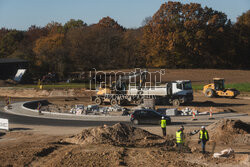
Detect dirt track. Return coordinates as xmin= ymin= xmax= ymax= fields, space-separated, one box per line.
xmin=0 ymin=122 xmax=249 ymax=167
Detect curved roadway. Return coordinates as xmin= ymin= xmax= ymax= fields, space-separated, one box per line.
xmin=1 ymin=101 xmax=248 ymax=128
xmin=0 ymin=102 xmax=126 ymax=127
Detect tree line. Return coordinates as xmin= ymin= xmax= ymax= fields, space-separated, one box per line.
xmin=0 ymin=1 xmax=249 ymax=78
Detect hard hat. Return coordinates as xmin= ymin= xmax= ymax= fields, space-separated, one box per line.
xmin=201 ymin=126 xmax=205 ymax=129
xmin=180 ymin=125 xmax=184 ymax=130
xmin=162 ymin=116 xmax=165 ymax=119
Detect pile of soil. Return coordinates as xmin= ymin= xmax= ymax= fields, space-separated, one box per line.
xmin=63 ymin=123 xmax=166 ymax=146
xmin=206 ymin=119 xmax=250 ymax=145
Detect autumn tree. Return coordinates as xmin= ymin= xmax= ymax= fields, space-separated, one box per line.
xmin=14 ymin=26 xmax=48 ymax=61
xmin=234 ymin=10 xmax=250 ymax=69
xmin=33 ymin=33 xmax=67 ymax=77
xmin=122 ymin=28 xmax=145 ymax=68
xmin=142 ymin=1 xmax=230 ymax=68
xmin=97 ymin=16 xmax=125 ymax=32
xmin=45 ymin=21 xmax=64 ymax=35
xmin=65 ymin=17 xmax=128 ymax=71
xmin=0 ymin=28 xmax=10 ymax=41
xmin=1 ymin=6 xmax=250 ymax=81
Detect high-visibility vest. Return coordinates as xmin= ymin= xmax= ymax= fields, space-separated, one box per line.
xmin=161 ymin=119 xmax=166 ymax=128
xmin=176 ymin=131 xmax=183 ymax=143
xmin=37 ymin=103 xmax=42 ymax=110
xmin=200 ymin=130 xmax=208 ymax=140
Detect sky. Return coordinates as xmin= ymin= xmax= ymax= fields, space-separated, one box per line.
xmin=0 ymin=0 xmax=249 ymax=30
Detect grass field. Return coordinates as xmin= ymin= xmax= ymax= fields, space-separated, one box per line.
xmin=6 ymin=69 xmax=250 ymax=92
xmin=192 ymin=83 xmax=250 ymax=92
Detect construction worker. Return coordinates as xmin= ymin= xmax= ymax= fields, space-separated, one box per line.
xmin=161 ymin=116 xmax=166 ymax=137
xmin=176 ymin=125 xmax=184 ymax=153
xmin=5 ymin=96 xmax=11 ymax=109
xmin=198 ymin=126 xmax=209 ymax=154
xmin=37 ymin=102 xmax=42 ymax=115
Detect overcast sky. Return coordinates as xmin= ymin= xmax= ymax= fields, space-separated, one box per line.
xmin=0 ymin=0 xmax=249 ymax=30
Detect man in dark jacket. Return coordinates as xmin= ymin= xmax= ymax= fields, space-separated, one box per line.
xmin=198 ymin=126 xmax=209 ymax=154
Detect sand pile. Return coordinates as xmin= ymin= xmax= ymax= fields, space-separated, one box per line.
xmin=63 ymin=123 xmax=164 ymax=146
xmin=207 ymin=119 xmax=250 ymax=145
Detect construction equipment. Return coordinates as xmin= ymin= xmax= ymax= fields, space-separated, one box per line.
xmin=93 ymin=69 xmax=147 ymax=105
xmin=203 ymin=78 xmax=240 ymax=98
xmin=92 ymin=69 xmax=193 ymax=106
xmin=128 ymin=80 xmax=193 ymax=106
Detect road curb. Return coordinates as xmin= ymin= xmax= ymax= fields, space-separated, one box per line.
xmin=3 ymin=101 xmax=130 ymax=122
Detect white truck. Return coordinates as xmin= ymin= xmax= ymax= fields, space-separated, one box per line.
xmin=127 ymin=80 xmax=193 ymax=106
xmin=92 ymin=79 xmax=193 ymax=106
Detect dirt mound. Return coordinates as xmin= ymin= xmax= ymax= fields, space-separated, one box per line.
xmin=63 ymin=123 xmax=163 ymax=146
xmin=207 ymin=119 xmax=250 ymax=145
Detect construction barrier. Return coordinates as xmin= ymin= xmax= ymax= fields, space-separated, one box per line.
xmin=192 ymin=109 xmax=197 ymax=121
xmin=209 ymin=106 xmax=215 ymax=120
xmin=0 ymin=118 xmax=9 ymax=131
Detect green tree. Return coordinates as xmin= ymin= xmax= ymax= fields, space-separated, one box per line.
xmin=0 ymin=30 xmax=24 ymax=58
xmin=234 ymin=10 xmax=250 ymax=69
xmin=64 ymin=19 xmax=87 ymax=32
xmin=45 ymin=21 xmax=64 ymax=35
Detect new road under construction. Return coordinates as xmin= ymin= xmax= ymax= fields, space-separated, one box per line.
xmin=0 ymin=69 xmax=249 ymax=167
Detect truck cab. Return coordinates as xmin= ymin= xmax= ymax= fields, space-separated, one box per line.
xmin=169 ymin=80 xmax=193 ymax=106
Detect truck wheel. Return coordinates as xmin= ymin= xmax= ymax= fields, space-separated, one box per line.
xmin=136 ymin=99 xmax=143 ymax=105
xmin=95 ymin=97 xmax=102 ymax=105
xmin=172 ymin=99 xmax=180 ymax=106
xmin=133 ymin=119 xmax=139 ymax=125
xmin=110 ymin=99 xmax=118 ymax=106
xmin=120 ymin=100 xmax=127 ymax=105
xmin=205 ymin=88 xmax=214 ymax=98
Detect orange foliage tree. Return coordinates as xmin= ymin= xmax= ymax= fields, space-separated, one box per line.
xmin=33 ymin=33 xmax=67 ymax=76
xmin=142 ymin=1 xmax=229 ymax=68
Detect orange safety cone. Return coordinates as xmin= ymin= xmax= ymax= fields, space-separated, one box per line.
xmin=209 ymin=106 xmax=215 ymax=120
xmin=192 ymin=110 xmax=197 ymax=121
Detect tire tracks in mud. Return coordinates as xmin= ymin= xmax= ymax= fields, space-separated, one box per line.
xmin=29 ymin=141 xmax=76 ymax=166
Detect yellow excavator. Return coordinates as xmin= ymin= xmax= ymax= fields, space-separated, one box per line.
xmin=203 ymin=78 xmax=240 ymax=98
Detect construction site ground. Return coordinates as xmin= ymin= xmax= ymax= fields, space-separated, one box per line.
xmin=0 ymin=89 xmax=250 ymax=167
